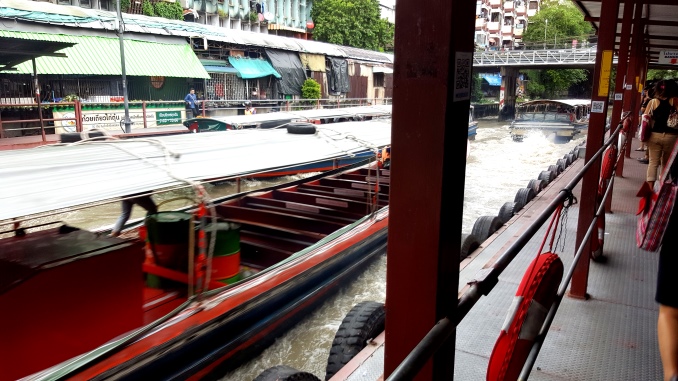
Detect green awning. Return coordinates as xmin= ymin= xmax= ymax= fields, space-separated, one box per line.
xmin=227 ymin=57 xmax=281 ymax=79
xmin=0 ymin=30 xmax=209 ymax=78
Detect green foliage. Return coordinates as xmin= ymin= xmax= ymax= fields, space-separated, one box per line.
xmin=301 ymin=78 xmax=321 ymax=101
xmin=62 ymin=94 xmax=79 ymax=102
xmin=120 ymin=0 xmax=130 ymax=12
xmin=524 ymin=69 xmax=590 ymax=99
xmin=154 ymin=1 xmax=183 ymax=20
xmin=647 ymin=69 xmax=677 ymax=81
xmin=218 ymin=9 xmax=228 ymax=19
xmin=522 ymin=0 xmax=593 ymax=50
xmin=142 ymin=0 xmax=156 ymax=16
xmin=519 ymin=1 xmax=592 ymax=99
xmin=471 ymin=74 xmax=484 ymax=103
xmin=311 ymin=0 xmax=394 ymax=52
xmin=248 ymin=12 xmax=258 ymax=23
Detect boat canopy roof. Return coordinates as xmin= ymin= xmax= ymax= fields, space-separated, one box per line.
xmin=517 ymin=99 xmax=591 ymax=108
xmin=206 ymin=105 xmax=392 ymax=127
xmin=0 ymin=120 xmax=391 ymax=222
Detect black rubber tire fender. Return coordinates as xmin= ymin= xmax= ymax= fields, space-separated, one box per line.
xmin=325 ymin=301 xmax=386 ymax=380
xmin=254 ymin=365 xmax=321 ymax=381
xmin=527 ymin=179 xmax=547 ymax=194
xmin=556 ymin=158 xmax=568 ymax=172
xmin=471 ymin=215 xmax=504 ymax=243
xmin=566 ymin=153 xmax=576 ymax=164
xmin=538 ymin=170 xmax=555 ymax=183
xmin=514 ymin=187 xmax=536 ymax=208
xmin=287 ymin=122 xmax=317 ymax=134
xmin=498 ymin=201 xmax=517 ymax=223
xmin=547 ymin=164 xmax=561 ymax=176
xmin=461 ymin=233 xmax=481 ymax=260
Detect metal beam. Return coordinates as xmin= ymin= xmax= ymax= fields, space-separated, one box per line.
xmin=584 ymin=0 xmax=675 ymax=4
xmin=618 ymin=34 xmax=678 ymax=41
xmin=585 ymin=17 xmax=678 ymax=27
xmin=0 ymin=50 xmax=67 ymax=57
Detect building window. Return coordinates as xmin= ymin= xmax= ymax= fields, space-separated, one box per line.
xmin=58 ymin=0 xmax=71 ymax=5
xmin=374 ymin=73 xmax=384 ymax=87
xmin=79 ymin=0 xmax=91 ymax=8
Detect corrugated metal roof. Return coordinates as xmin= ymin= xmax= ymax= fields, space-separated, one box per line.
xmin=0 ymin=0 xmax=393 ymax=64
xmin=0 ymin=30 xmax=209 ymax=78
xmin=0 ymin=120 xmax=392 ymax=221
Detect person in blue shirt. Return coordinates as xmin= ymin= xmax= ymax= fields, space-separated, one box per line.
xmin=185 ymin=88 xmax=200 ymax=118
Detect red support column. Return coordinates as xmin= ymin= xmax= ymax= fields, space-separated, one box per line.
xmin=385 ymin=0 xmax=474 ymax=379
xmin=604 ymin=0 xmax=634 ymax=212
xmin=620 ymin=3 xmax=646 ymax=164
xmin=142 ymin=101 xmax=148 ymax=128
xmin=75 ymin=100 xmax=83 ymax=133
xmin=570 ymin=0 xmax=619 ymax=299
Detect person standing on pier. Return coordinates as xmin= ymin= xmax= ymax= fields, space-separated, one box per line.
xmin=643 ymin=80 xmax=678 ymax=188
xmin=185 ymin=88 xmax=200 ymax=118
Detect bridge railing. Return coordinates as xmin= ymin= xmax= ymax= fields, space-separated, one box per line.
xmin=473 ymin=48 xmax=616 ymax=67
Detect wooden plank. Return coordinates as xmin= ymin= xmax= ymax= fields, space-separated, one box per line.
xmin=215 ymin=204 xmax=344 ymax=235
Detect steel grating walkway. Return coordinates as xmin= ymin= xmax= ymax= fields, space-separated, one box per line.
xmin=454 ymin=138 xmax=662 ymax=380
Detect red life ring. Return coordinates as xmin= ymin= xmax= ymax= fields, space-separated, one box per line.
xmin=487 ymin=252 xmax=563 ymax=381
xmin=622 ymin=115 xmax=632 ymax=135
xmin=590 ymin=208 xmax=606 ymax=262
xmin=591 ymin=145 xmax=615 ymax=262
xmin=600 ymin=145 xmax=617 ymax=182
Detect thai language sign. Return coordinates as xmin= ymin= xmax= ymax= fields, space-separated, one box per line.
xmin=156 ymin=111 xmax=182 ymax=125
xmin=659 ymin=51 xmax=678 ymax=65
xmin=53 ymin=106 xmax=186 ymax=133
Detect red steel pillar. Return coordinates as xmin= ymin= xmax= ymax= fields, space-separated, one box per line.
xmin=620 ymin=2 xmax=646 ymax=164
xmin=571 ymin=0 xmax=619 ymax=299
xmin=385 ymin=0 xmax=474 ymax=379
xmin=604 ymin=0 xmax=634 ymax=212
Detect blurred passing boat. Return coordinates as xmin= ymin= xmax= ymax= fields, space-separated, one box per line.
xmin=0 ymin=121 xmax=391 ymax=381
xmin=183 ymin=105 xmax=392 ymax=132
xmin=509 ymin=99 xmax=591 ymax=143
xmin=468 ymin=105 xmax=478 ymax=140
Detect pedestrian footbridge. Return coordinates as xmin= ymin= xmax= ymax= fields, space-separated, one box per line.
xmin=474 ymin=47 xmax=618 ymax=69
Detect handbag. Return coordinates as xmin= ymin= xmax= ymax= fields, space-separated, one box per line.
xmin=636 ymin=139 xmax=678 ymax=251
xmin=638 ymin=114 xmax=653 ymax=142
xmin=668 ymin=108 xmax=678 ymax=128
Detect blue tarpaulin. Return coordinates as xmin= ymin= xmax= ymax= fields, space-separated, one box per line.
xmin=227 ymin=57 xmax=281 ymax=79
xmin=480 ymin=73 xmax=502 ymax=86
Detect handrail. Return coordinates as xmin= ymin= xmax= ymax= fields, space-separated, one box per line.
xmin=386 ymin=114 xmax=630 ymax=381
xmin=517 ymin=113 xmax=631 ymax=380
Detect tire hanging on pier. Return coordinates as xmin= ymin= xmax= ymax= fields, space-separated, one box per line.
xmin=325 ymin=301 xmax=385 ymax=381
xmin=254 ymin=365 xmax=320 ymax=381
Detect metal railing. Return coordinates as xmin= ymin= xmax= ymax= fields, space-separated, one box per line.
xmin=473 ymin=47 xmax=618 ymax=67
xmin=386 ymin=115 xmax=630 ymax=381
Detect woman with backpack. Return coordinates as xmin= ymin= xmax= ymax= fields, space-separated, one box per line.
xmin=643 ymin=79 xmax=678 ymax=188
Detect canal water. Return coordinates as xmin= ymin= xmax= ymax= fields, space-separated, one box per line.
xmin=54 ymin=119 xmax=585 ymax=380
xmin=214 ymin=119 xmax=586 ymax=380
